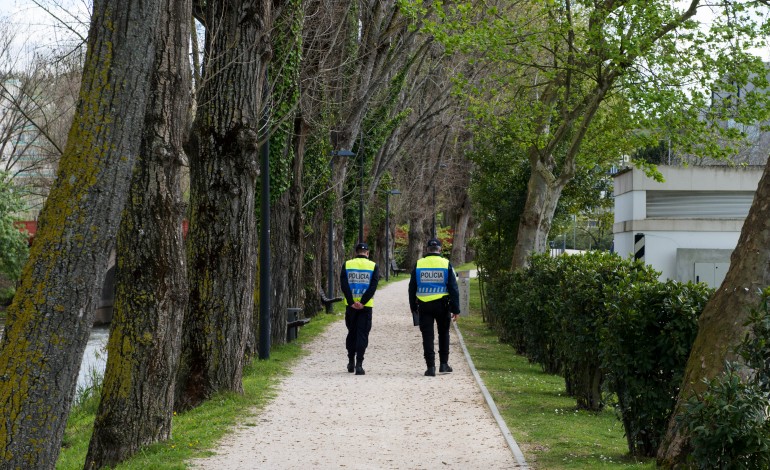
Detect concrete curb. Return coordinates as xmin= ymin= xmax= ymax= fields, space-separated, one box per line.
xmin=454 ymin=321 xmax=529 ymax=468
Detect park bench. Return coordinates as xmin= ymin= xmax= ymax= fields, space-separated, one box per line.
xmin=390 ymin=259 xmax=408 ymax=277
xmin=320 ymin=290 xmax=343 ymax=311
xmin=287 ymin=307 xmax=310 ymax=342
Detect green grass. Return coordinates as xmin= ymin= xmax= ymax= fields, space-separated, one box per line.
xmin=56 ymin=269 xmax=655 ymax=469
xmin=459 ymin=279 xmax=655 ymax=469
xmin=57 ymin=308 xmax=344 ymax=470
xmin=455 ymin=261 xmax=477 ymax=271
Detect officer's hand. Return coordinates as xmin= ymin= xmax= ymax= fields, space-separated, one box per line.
xmin=452 ymin=314 xmax=459 ymax=322
xmin=352 ymin=301 xmax=364 ymax=310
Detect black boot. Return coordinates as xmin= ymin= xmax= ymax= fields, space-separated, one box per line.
xmin=439 ymin=363 xmax=453 ymax=373
xmin=347 ymin=358 xmax=355 ymax=373
xmin=355 ymin=358 xmax=365 ymax=375
xmin=424 ymin=366 xmax=436 ymax=377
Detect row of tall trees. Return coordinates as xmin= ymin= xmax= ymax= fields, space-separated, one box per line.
xmin=7 ymin=0 xmax=769 ymax=466
xmin=0 ymin=1 xmax=471 ymax=468
xmin=406 ymin=0 xmax=770 ymax=466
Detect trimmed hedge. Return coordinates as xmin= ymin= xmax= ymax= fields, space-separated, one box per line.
xmin=485 ymin=251 xmax=712 ymax=457
xmin=602 ymin=279 xmax=711 ymax=457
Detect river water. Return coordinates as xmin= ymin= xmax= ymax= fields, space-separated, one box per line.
xmin=0 ymin=321 xmax=110 ymax=393
xmin=78 ymin=326 xmax=110 ymax=393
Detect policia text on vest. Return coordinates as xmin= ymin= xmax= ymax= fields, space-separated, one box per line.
xmin=408 ymin=239 xmax=461 ymax=377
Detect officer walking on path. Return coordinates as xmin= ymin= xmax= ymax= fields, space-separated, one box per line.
xmin=340 ymin=242 xmax=380 ymax=375
xmin=408 ymin=238 xmax=461 ymax=377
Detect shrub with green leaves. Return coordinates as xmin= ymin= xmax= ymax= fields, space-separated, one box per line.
xmin=516 ymin=253 xmax=566 ymax=374
xmin=679 ymin=289 xmax=770 ymax=468
xmin=556 ymin=251 xmax=659 ymax=411
xmin=602 ymin=279 xmax=711 ymax=457
xmin=0 ymin=173 xmax=29 ymax=281
xmin=485 ymin=254 xmax=566 ymax=373
xmin=683 ymin=364 xmax=770 ymax=469
xmin=0 ymin=287 xmax=14 ymax=307
xmin=484 ymin=269 xmax=521 ymax=348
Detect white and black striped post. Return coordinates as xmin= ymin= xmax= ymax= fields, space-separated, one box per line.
xmin=634 ymin=233 xmax=645 ymax=261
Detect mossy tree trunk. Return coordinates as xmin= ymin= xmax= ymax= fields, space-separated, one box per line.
xmin=175 ymin=0 xmax=271 ymax=410
xmin=657 ymin=161 xmax=770 ymax=467
xmin=0 ymin=0 xmax=163 ymax=467
xmin=83 ymin=0 xmax=191 ymax=467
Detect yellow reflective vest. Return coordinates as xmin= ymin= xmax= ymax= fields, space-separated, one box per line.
xmin=344 ymin=258 xmax=376 ymax=307
xmin=415 ymin=256 xmax=450 ymax=302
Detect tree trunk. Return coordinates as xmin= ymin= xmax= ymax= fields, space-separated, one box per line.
xmin=450 ymin=192 xmax=471 ymax=266
xmin=511 ymin=167 xmax=565 ymax=269
xmin=287 ymin=120 xmax=308 ymax=318
xmin=566 ymin=361 xmax=603 ymax=411
xmin=176 ymin=0 xmax=271 ymax=410
xmin=405 ymin=215 xmax=426 ymax=269
xmin=270 ymin=143 xmax=306 ymax=343
xmin=657 ymin=161 xmax=770 ymax=467
xmin=372 ymin=213 xmax=387 ymax=270
xmin=270 ymin=192 xmax=291 ymax=345
xmin=266 ymin=2 xmax=304 ymax=344
xmin=84 ymin=1 xmax=191 ymax=466
xmin=0 ymin=0 xmax=163 ymax=466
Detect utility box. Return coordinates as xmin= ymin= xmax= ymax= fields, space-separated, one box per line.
xmin=694 ymin=262 xmax=730 ymax=288
xmin=457 ymin=270 xmax=471 ymax=317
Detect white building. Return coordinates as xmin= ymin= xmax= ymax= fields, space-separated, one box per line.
xmin=613 ymin=165 xmax=764 ymax=287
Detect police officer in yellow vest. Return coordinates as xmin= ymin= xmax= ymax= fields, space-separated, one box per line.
xmin=408 ymin=238 xmax=460 ymax=376
xmin=340 ymin=242 xmax=380 ymax=375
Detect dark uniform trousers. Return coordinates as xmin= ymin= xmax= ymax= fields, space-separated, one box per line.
xmin=345 ymin=306 xmax=373 ymax=362
xmin=417 ymin=297 xmax=451 ymax=368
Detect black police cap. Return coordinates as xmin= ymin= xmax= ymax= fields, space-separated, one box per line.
xmin=355 ymin=242 xmax=369 ymax=251
xmin=426 ymin=238 xmax=442 ymax=248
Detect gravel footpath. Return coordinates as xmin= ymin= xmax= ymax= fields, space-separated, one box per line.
xmin=188 ymin=277 xmax=522 ymax=469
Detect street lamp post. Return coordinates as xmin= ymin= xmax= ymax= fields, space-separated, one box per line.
xmin=327 ymin=149 xmax=354 ymax=313
xmin=385 ymin=189 xmax=401 ymax=282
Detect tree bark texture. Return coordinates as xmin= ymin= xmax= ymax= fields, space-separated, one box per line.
xmin=511 ymin=166 xmax=565 ymax=269
xmin=405 ymin=215 xmax=427 ymax=269
xmin=450 ymin=192 xmax=471 ymax=266
xmin=0 ymin=0 xmax=162 ymax=467
xmin=176 ymin=0 xmax=271 ymax=410
xmin=84 ymin=0 xmax=191 ymax=467
xmin=270 ymin=147 xmax=308 ymax=339
xmin=268 ymin=192 xmax=291 ymax=344
xmin=657 ymin=161 xmax=770 ymax=467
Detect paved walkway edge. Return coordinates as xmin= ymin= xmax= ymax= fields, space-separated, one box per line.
xmin=454 ymin=321 xmax=529 ymax=468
